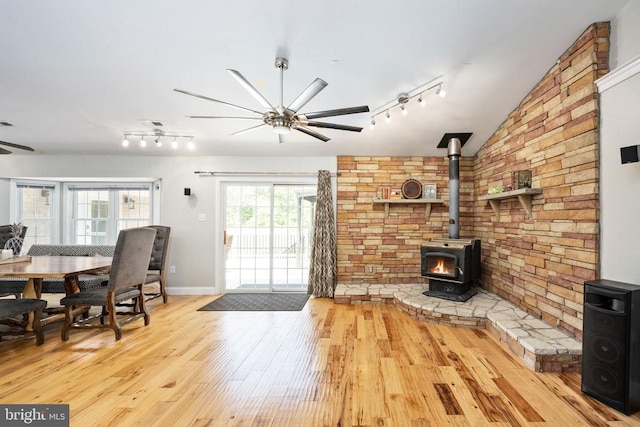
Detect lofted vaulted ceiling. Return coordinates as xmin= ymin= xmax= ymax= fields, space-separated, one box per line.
xmin=0 ymin=0 xmax=629 ymax=157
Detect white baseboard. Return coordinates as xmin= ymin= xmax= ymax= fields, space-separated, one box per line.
xmin=167 ymin=286 xmax=219 ymax=296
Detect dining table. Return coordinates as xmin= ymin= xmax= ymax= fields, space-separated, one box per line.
xmin=0 ymin=255 xmax=113 ymax=329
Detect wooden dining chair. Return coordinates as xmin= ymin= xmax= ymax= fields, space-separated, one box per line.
xmin=60 ymin=227 xmax=157 ymax=341
xmin=0 ymin=298 xmax=47 ymax=345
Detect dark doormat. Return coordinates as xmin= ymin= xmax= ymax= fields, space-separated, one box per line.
xmin=197 ymin=293 xmax=311 ymax=311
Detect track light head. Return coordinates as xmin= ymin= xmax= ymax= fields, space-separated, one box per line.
xmin=122 ymin=136 xmax=130 ymax=147
xmin=418 ymin=94 xmax=425 ymax=107
xmin=140 ymin=137 xmax=146 ymax=148
xmin=385 ymin=110 xmax=391 ymax=123
xmin=401 ymin=104 xmax=408 ymax=115
xmin=436 ymin=84 xmax=446 ymax=98
xmin=370 ymin=118 xmax=376 ymax=129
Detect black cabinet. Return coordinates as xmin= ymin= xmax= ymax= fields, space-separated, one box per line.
xmin=582 ymin=279 xmax=640 ymax=415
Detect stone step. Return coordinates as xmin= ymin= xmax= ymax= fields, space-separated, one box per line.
xmin=334 ymin=283 xmax=582 ymax=373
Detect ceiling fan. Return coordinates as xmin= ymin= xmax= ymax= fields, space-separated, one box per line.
xmin=174 ymin=57 xmax=370 ymax=143
xmin=0 ymin=140 xmax=35 ymax=155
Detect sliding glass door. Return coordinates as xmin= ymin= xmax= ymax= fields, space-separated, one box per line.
xmin=223 ymin=182 xmax=316 ymax=293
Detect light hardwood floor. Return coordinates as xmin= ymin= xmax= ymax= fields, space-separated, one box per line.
xmin=1 ymin=296 xmax=640 ymax=426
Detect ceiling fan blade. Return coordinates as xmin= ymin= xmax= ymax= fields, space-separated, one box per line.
xmin=0 ymin=147 xmax=12 ymax=155
xmin=294 ymin=126 xmax=330 ymax=142
xmin=173 ymin=88 xmax=264 ymax=116
xmin=186 ymin=115 xmax=263 ymax=120
xmin=302 ymin=105 xmax=370 ymax=120
xmin=0 ymin=140 xmax=35 ymax=152
xmin=287 ymin=78 xmax=328 ymax=113
xmin=305 ymin=121 xmax=363 ymax=132
xmin=227 ymin=69 xmax=274 ymax=110
xmin=230 ymin=123 xmax=268 ymax=136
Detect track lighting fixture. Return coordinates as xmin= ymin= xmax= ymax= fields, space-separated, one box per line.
xmin=121 ymin=132 xmax=195 ymax=150
xmin=369 ymin=77 xmax=444 ymax=130
xmin=370 ymin=118 xmax=376 ymax=129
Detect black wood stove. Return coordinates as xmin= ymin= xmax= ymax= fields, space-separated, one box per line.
xmin=421 ymin=238 xmax=481 ymax=301
xmin=421 ymin=137 xmax=481 ymax=302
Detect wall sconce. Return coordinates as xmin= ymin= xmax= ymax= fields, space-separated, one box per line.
xmin=369 ymin=77 xmax=445 ymax=129
xmin=184 ymin=188 xmax=192 ymax=196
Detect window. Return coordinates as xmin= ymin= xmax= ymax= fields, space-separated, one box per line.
xmin=10 ymin=179 xmax=157 ymax=247
xmin=12 ymin=181 xmax=59 ymax=252
xmin=66 ymin=184 xmax=152 ymax=245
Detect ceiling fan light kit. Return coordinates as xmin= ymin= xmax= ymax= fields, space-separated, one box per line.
xmin=174 ymin=57 xmax=370 ymax=143
xmin=369 ymin=80 xmax=446 ymax=129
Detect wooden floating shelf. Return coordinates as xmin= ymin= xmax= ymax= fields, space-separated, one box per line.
xmin=373 ymin=198 xmax=444 ymax=221
xmin=478 ymin=188 xmax=543 ymax=220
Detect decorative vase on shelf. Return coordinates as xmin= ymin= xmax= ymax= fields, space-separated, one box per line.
xmin=3 ymin=223 xmax=25 ymax=256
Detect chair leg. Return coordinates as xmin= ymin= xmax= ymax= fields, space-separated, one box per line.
xmin=61 ymin=306 xmax=73 ymax=341
xmin=107 ymin=298 xmax=122 ymax=340
xmin=160 ymin=277 xmax=168 ymax=303
xmin=33 ymin=308 xmax=44 ymax=345
xmin=138 ymin=290 xmax=150 ymax=326
xmin=100 ymin=306 xmax=108 ymax=325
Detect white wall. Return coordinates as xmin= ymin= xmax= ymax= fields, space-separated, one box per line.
xmin=0 ymin=178 xmax=10 ymax=224
xmin=598 ymin=2 xmax=640 ymax=285
xmin=610 ymin=0 xmax=640 ymax=68
xmin=0 ymin=155 xmax=336 ymax=294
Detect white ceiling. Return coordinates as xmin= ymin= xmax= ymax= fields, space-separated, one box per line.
xmin=0 ymin=0 xmax=629 ymax=158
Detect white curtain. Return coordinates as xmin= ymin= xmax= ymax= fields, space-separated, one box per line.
xmin=307 ymin=170 xmax=336 ymax=297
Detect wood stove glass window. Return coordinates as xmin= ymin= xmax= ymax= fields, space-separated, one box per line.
xmin=423 ymin=252 xmax=458 ymax=279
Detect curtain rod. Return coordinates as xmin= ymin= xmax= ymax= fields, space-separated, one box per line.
xmin=194 ymin=171 xmax=339 ymax=177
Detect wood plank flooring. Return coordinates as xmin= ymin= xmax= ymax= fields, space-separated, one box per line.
xmin=1 ymin=296 xmax=640 ymax=426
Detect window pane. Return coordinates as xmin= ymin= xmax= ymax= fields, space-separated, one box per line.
xmin=15 ymin=185 xmax=54 ymax=252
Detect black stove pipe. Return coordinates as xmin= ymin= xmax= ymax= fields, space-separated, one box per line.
xmin=447 ymin=138 xmax=461 ymax=239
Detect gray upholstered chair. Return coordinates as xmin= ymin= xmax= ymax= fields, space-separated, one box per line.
xmin=0 ymin=299 xmax=47 ymax=345
xmin=144 ymin=225 xmax=171 ymax=303
xmin=60 ymin=227 xmax=157 ymax=341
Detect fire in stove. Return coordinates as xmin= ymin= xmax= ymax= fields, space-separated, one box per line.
xmin=431 ymin=260 xmax=447 ymax=275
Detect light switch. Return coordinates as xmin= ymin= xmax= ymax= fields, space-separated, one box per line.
xmin=198 ymin=213 xmax=207 ymax=222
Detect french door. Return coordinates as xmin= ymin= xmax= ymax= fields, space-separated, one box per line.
xmin=222 ymin=182 xmax=316 ymax=293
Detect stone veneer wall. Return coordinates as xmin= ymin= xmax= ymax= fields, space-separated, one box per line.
xmin=336 ymin=156 xmax=474 ymax=284
xmin=335 ymin=23 xmax=608 ymax=340
xmin=473 ymin=23 xmax=610 ymax=339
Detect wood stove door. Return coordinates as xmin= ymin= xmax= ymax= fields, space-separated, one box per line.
xmin=421 ymin=251 xmax=459 ymax=280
